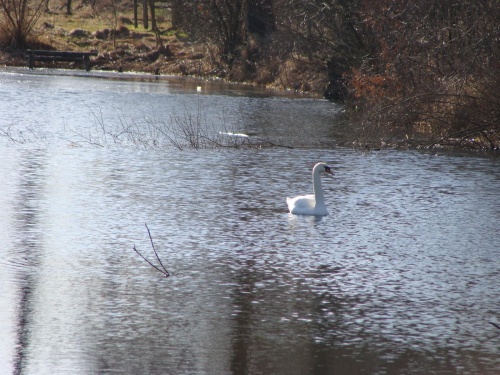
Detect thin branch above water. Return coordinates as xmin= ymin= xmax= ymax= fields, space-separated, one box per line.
xmin=133 ymin=223 xmax=170 ymax=278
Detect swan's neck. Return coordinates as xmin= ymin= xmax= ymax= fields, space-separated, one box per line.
xmin=313 ymin=171 xmax=325 ymax=206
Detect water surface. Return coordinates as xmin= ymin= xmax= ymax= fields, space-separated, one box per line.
xmin=1 ymin=68 xmax=499 ymax=374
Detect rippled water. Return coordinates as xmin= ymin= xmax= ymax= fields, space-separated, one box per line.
xmin=1 ymin=68 xmax=499 ymax=374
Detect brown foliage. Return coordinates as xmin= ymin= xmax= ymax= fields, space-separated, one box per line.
xmin=342 ymin=0 xmax=500 ymax=150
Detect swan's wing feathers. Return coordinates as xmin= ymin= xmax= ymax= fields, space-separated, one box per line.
xmin=287 ymin=194 xmax=316 ymax=214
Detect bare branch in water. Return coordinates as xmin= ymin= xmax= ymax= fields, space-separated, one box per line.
xmin=145 ymin=223 xmax=169 ymax=276
xmin=0 ymin=123 xmax=48 ymax=145
xmin=490 ymin=322 xmax=500 ymax=330
xmin=63 ymin=99 xmax=294 ymax=150
xmin=133 ymin=223 xmax=170 ymax=278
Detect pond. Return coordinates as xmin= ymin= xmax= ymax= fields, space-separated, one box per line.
xmin=1 ymin=68 xmax=499 ymax=374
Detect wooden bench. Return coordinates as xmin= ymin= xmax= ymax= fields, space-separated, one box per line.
xmin=27 ymin=50 xmax=98 ymax=71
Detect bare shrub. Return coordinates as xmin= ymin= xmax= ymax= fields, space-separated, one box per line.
xmin=0 ymin=123 xmax=47 ymax=144
xmin=63 ymin=101 xmax=292 ymax=150
xmin=0 ymin=0 xmax=46 ymax=48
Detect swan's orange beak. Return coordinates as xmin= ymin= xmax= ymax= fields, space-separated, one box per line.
xmin=325 ymin=166 xmax=334 ymax=175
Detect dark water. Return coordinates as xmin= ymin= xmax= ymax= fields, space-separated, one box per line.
xmin=1 ymin=68 xmax=499 ymax=374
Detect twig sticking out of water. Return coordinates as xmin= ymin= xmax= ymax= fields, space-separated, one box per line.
xmin=133 ymin=223 xmax=170 ymax=278
xmin=490 ymin=322 xmax=500 ymax=330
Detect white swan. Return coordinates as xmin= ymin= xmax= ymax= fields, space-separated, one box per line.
xmin=287 ymin=162 xmax=333 ymax=216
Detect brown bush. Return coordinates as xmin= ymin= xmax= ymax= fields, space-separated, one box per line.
xmin=342 ymin=0 xmax=500 ymax=150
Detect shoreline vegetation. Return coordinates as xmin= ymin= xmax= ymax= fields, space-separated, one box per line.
xmin=1 ymin=0 xmax=499 ymax=154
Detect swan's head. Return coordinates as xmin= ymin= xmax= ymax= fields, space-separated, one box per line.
xmin=313 ymin=162 xmax=334 ymax=176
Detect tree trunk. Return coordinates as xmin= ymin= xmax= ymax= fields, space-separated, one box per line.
xmin=142 ymin=0 xmax=148 ymax=29
xmin=247 ymin=0 xmax=274 ymax=35
xmin=171 ymin=0 xmax=181 ymax=28
xmin=133 ymin=0 xmax=138 ymax=28
xmin=149 ymin=0 xmax=156 ymax=30
xmin=10 ymin=25 xmax=27 ymax=50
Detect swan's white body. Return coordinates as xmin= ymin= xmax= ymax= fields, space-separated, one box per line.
xmin=287 ymin=162 xmax=333 ymax=216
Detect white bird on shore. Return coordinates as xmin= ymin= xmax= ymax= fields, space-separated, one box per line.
xmin=287 ymin=162 xmax=334 ymax=216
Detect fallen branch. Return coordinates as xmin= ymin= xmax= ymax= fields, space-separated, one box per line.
xmin=133 ymin=223 xmax=170 ymax=278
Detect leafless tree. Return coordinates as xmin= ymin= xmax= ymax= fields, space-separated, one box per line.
xmin=177 ymin=0 xmax=275 ymax=64
xmin=0 ymin=0 xmax=46 ymax=48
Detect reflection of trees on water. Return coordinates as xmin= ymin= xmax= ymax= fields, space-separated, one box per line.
xmin=11 ymin=149 xmax=47 ymax=375
xmin=226 ymin=253 xmax=466 ymax=374
xmin=229 ymin=260 xmax=256 ymax=375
